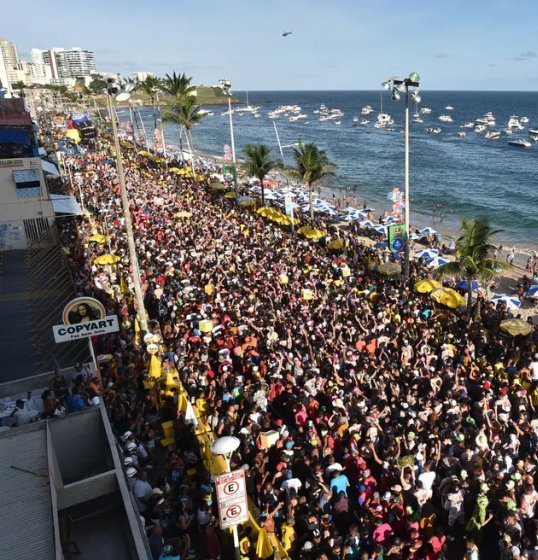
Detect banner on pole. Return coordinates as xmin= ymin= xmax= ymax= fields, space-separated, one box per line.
xmin=388 ymin=223 xmax=406 ymax=253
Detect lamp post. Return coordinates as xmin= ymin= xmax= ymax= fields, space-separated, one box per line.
xmin=381 ymin=72 xmax=421 ymax=280
xmin=106 ymin=79 xmax=148 ymax=333
xmin=211 ymin=436 xmax=241 ymax=560
xmin=218 ymin=80 xmax=239 ymax=196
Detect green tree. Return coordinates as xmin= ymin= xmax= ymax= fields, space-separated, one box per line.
xmin=136 ymin=75 xmax=162 ymax=128
xmin=12 ymin=81 xmax=26 ymax=97
xmin=161 ymin=96 xmax=206 ymax=174
xmin=88 ymin=74 xmax=107 ymax=95
xmin=242 ymin=145 xmax=279 ymax=205
xmin=288 ymin=142 xmax=335 ymax=221
xmin=435 ymin=218 xmax=508 ymax=313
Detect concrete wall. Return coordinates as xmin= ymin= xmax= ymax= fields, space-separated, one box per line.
xmin=59 ymin=470 xmax=118 ymax=510
xmin=49 ymin=407 xmax=113 ymax=484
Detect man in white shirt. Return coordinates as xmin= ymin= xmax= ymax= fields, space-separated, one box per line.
xmin=133 ymin=472 xmax=153 ymax=513
xmin=530 ymin=354 xmax=538 ymax=381
xmin=281 ymin=472 xmax=302 ymax=500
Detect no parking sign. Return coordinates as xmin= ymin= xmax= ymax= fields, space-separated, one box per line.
xmin=215 ymin=469 xmax=249 ymax=529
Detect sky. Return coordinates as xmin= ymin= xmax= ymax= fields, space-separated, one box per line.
xmin=6 ymin=0 xmax=538 ymax=91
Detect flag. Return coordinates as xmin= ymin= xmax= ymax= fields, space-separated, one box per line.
xmin=256 ymin=528 xmax=274 ymax=559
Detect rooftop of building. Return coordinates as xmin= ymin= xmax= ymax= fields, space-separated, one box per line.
xmin=0 ymin=98 xmax=32 ymax=127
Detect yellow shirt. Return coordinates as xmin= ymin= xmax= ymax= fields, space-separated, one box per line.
xmin=281 ymin=523 xmax=296 ymax=552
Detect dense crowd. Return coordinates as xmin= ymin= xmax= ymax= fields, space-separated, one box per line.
xmin=56 ymin=138 xmax=538 ymax=560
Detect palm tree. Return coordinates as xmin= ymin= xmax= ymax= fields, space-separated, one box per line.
xmin=161 ymin=72 xmax=196 ymax=98
xmin=288 ymin=142 xmax=335 ymax=221
xmin=161 ymin=96 xmax=206 ymax=175
xmin=136 ymin=75 xmax=162 ymax=129
xmin=435 ymin=217 xmax=508 ymax=313
xmin=242 ymin=145 xmax=279 ymax=205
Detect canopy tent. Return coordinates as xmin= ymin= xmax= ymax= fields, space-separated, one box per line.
xmin=50 ymin=194 xmax=83 ymax=216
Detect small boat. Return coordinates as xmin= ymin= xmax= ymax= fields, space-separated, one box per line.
xmin=528 ymin=128 xmax=538 ymax=140
xmin=504 ymin=128 xmax=513 ymax=135
xmin=426 ymin=126 xmax=441 ymax=134
xmin=507 ymin=115 xmax=523 ymax=130
xmin=360 ymin=119 xmax=370 ymax=125
xmin=520 ymin=116 xmax=529 ymax=124
xmin=457 ymin=131 xmax=466 ymax=137
xmin=474 ymin=124 xmax=487 ymax=133
xmin=484 ymin=131 xmax=500 ymax=140
xmin=412 ymin=113 xmax=423 ymax=123
xmin=334 ymin=120 xmax=341 ymax=125
xmin=361 ymin=105 xmax=374 ymax=115
xmin=445 ymin=105 xmax=454 ymax=110
xmin=352 ymin=116 xmax=359 ymax=123
xmin=508 ymin=139 xmax=532 ymax=148
xmin=438 ymin=115 xmax=453 ymax=123
xmin=420 ymin=107 xmax=432 ymax=114
xmin=463 ymin=122 xmax=474 ymax=128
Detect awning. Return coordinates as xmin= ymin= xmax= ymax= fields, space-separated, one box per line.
xmin=41 ymin=159 xmax=60 ymax=177
xmin=12 ymin=169 xmax=40 ymax=189
xmin=50 ymin=194 xmax=83 ymax=216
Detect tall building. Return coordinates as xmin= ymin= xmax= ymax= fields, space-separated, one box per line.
xmin=30 ymin=48 xmax=53 ymax=84
xmin=49 ymin=47 xmax=96 ymax=80
xmin=0 ymin=37 xmax=20 ymax=93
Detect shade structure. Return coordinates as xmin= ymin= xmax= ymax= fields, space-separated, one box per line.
xmin=297 ymin=226 xmax=324 ymax=240
xmin=500 ymin=318 xmax=533 ymax=337
xmin=426 ymin=256 xmax=449 ymax=269
xmin=237 ymin=196 xmax=256 ymax=207
xmin=87 ymin=234 xmax=107 ymax=244
xmin=415 ymin=279 xmax=442 ymax=293
xmin=525 ymin=285 xmax=538 ymax=299
xmin=431 ymin=287 xmax=466 ymax=309
xmin=378 ymin=262 xmax=402 ymax=276
xmin=491 ymin=293 xmax=522 ymax=309
xmin=327 ymin=239 xmax=344 ymax=250
xmin=419 ymin=227 xmax=438 ymax=236
xmin=224 ymin=191 xmax=237 ymax=199
xmin=94 ymin=253 xmax=121 ymax=265
xmin=208 ymin=182 xmax=226 ymax=191
xmin=360 ymin=220 xmax=376 ymax=229
xmin=415 ymin=249 xmax=439 ymax=260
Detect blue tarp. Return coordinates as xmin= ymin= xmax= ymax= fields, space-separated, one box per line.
xmin=0 ymin=129 xmax=31 ymax=146
xmin=72 ymin=114 xmax=90 ymax=125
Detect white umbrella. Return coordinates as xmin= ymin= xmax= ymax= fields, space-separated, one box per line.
xmin=360 ymin=220 xmax=376 ymax=228
xmin=491 ymin=293 xmax=522 ymax=309
xmin=426 ymin=256 xmax=449 ymax=268
xmin=374 ymin=225 xmax=388 ymax=235
xmin=415 ymin=249 xmax=439 ymax=260
xmin=420 ymin=227 xmax=438 ymax=236
xmin=526 ymin=285 xmax=538 ymax=299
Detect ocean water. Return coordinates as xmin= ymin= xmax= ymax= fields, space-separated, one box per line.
xmin=120 ymin=90 xmax=538 ymax=247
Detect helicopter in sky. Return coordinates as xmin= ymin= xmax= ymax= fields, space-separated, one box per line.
xmin=282 ymin=31 xmax=292 ymax=37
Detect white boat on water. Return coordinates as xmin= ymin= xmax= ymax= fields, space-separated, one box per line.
xmin=463 ymin=122 xmax=474 ymax=128
xmin=457 ymin=131 xmax=466 ymax=138
xmin=507 ymin=115 xmax=523 ymax=130
xmin=360 ymin=119 xmax=370 ymax=125
xmin=439 ymin=115 xmax=453 ymax=123
xmin=426 ymin=126 xmax=441 ymax=134
xmin=474 ymin=124 xmax=487 ymax=133
xmin=529 ymin=128 xmax=538 ymax=140
xmin=420 ymin=107 xmax=432 ymax=114
xmin=476 ymin=113 xmax=496 ymax=127
xmin=445 ymin=105 xmax=454 ymax=110
xmin=198 ymin=109 xmax=214 ymax=117
xmin=485 ymin=131 xmax=501 ymax=140
xmin=361 ymin=105 xmax=374 ymax=115
xmin=352 ymin=116 xmax=359 ymax=123
xmin=221 ymin=109 xmax=234 ymax=116
xmin=508 ymin=139 xmax=532 ymax=148
xmin=334 ymin=120 xmax=341 ymax=125
xmin=412 ymin=113 xmax=423 ymax=123
xmin=520 ymin=116 xmax=530 ymax=124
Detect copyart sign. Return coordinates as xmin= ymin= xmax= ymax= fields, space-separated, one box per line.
xmin=53 ymin=315 xmax=120 ymax=343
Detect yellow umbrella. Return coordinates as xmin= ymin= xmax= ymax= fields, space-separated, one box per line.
xmin=500 ymin=319 xmax=533 ymax=337
xmin=415 ymin=279 xmax=442 ymax=293
xmin=94 ymin=253 xmax=121 ymax=265
xmin=378 ymin=262 xmax=402 ymax=276
xmin=65 ymin=129 xmax=81 ymax=143
xmin=237 ymin=196 xmax=256 ymax=207
xmin=169 ymin=167 xmax=182 ymax=174
xmin=87 ymin=234 xmax=107 ymax=244
xmin=209 ymin=182 xmax=226 ymax=191
xmin=431 ymin=287 xmax=466 ymax=309
xmin=328 ymin=239 xmax=344 ymax=250
xmin=195 ymin=174 xmax=205 ymax=182
xmin=137 ymin=150 xmax=151 ymax=157
xmin=224 ymin=191 xmax=237 ymax=199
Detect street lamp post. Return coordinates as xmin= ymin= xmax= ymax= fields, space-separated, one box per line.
xmin=106 ymin=80 xmax=149 ymax=333
xmin=211 ymin=436 xmax=242 ymax=560
xmin=219 ymin=80 xmax=239 ymax=196
xmin=381 ymin=73 xmax=421 ymax=280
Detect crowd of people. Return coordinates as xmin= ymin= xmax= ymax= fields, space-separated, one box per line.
xmin=55 ymin=136 xmax=538 ymax=560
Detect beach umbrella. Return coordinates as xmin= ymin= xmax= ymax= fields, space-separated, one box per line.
xmin=525 ymin=285 xmax=538 ymax=299
xmin=431 ymin=287 xmax=466 ymax=309
xmin=94 ymin=253 xmax=121 ymax=265
xmin=409 ymin=233 xmax=421 ymax=240
xmin=360 ymin=220 xmax=376 ymax=229
xmin=343 ymin=206 xmax=359 ymax=213
xmin=264 ymin=191 xmax=278 ymax=201
xmin=327 ymin=239 xmax=344 ymax=250
xmin=415 ymin=279 xmax=442 ymax=293
xmin=491 ymin=293 xmax=522 ymax=309
xmin=456 ymin=280 xmax=479 ymax=292
xmin=378 ymin=262 xmax=402 ymax=276
xmin=374 ymin=225 xmax=388 ymax=235
xmin=249 ymin=185 xmax=262 ymax=193
xmin=224 ymin=191 xmax=237 ymax=199
xmin=420 ymin=227 xmax=438 ymax=236
xmin=374 ymin=241 xmax=388 ymax=249
xmin=415 ymin=249 xmax=439 ymax=260
xmin=500 ymin=318 xmax=533 ymax=337
xmin=237 ymin=196 xmax=256 ymax=207
xmin=87 ymin=234 xmax=107 ymax=244
xmin=209 ymin=182 xmax=226 ymax=191
xmin=426 ymin=256 xmax=449 ymax=269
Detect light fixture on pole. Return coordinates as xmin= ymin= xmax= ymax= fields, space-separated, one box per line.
xmin=218 ymin=79 xmax=239 ymax=196
xmin=106 ymin=78 xmax=148 ymax=333
xmin=381 ymin=72 xmax=421 ymax=280
xmin=211 ymin=436 xmax=241 ymax=560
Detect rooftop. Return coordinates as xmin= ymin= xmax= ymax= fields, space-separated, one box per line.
xmin=0 ymin=423 xmax=55 ymax=560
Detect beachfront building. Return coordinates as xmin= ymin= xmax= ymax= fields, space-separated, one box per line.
xmin=0 ymin=98 xmax=55 ymax=250
xmin=31 ymin=48 xmax=54 ymax=85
